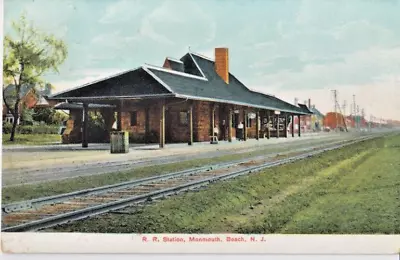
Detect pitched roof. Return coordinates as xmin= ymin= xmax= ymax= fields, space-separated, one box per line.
xmin=149 ymin=53 xmax=306 ymax=114
xmin=49 ymin=52 xmax=311 ymax=115
xmin=3 ymin=84 xmax=34 ymax=99
xmin=165 ymin=57 xmax=185 ymax=72
xmin=309 ymin=106 xmax=324 ymax=117
xmin=50 ymin=68 xmax=173 ymax=99
xmin=4 ymin=83 xmax=52 ymax=100
xmin=297 ymin=104 xmax=313 ymax=114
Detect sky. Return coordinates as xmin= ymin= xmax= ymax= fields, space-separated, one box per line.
xmin=3 ymin=0 xmax=400 ymax=121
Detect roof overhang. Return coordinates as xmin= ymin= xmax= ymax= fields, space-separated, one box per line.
xmin=46 ymin=93 xmax=176 ymax=102
xmin=298 ymin=104 xmax=313 ymax=114
xmin=174 ymin=94 xmax=310 ymax=115
xmin=47 ymin=93 xmax=309 ymax=115
xmin=53 ymin=102 xmax=117 ymax=110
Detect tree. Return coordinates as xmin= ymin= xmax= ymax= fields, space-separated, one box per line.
xmin=32 ymin=107 xmax=55 ymax=124
xmin=3 ymin=14 xmax=68 ymax=141
xmin=20 ymin=103 xmax=34 ymax=125
xmin=32 ymin=107 xmax=69 ymax=125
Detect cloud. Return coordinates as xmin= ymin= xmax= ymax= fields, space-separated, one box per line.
xmin=253 ymin=41 xmax=277 ymax=50
xmin=295 ymin=0 xmax=348 ymax=28
xmin=135 ymin=0 xmax=216 ymax=47
xmin=7 ymin=0 xmax=398 ymax=121
xmin=99 ymin=0 xmax=146 ymax=24
xmin=253 ymin=46 xmax=400 ymax=90
xmin=91 ymin=31 xmax=138 ymax=48
xmin=138 ymin=15 xmax=175 ymax=45
xmin=249 ymin=55 xmax=344 ymax=72
xmin=330 ymin=20 xmax=396 ymax=48
xmin=4 ymin=0 xmax=75 ymax=38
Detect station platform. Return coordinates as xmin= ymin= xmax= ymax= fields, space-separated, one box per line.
xmin=3 ymin=132 xmax=351 ymax=170
xmin=3 ymin=132 xmax=332 ymax=152
xmin=1 ymin=131 xmax=363 ymax=186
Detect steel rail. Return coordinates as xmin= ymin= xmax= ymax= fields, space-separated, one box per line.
xmin=2 ymin=133 xmax=381 ymax=232
xmin=2 ymin=134 xmax=374 ymax=214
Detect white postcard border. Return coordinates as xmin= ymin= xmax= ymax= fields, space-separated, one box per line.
xmin=1 ymin=233 xmax=399 ymax=254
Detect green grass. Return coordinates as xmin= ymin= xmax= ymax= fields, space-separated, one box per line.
xmin=51 ymin=133 xmax=399 ymax=234
xmin=2 ymin=134 xmax=61 ymax=145
xmin=2 ymin=139 xmax=330 ymax=204
xmin=276 ymin=135 xmax=400 ymax=234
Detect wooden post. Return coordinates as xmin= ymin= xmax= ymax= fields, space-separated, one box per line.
xmin=284 ymin=115 xmax=288 ymax=138
xmin=159 ymin=103 xmax=165 ymax=148
xmin=260 ymin=111 xmax=265 ymax=139
xmin=228 ymin=108 xmax=232 ymax=142
xmin=291 ymin=115 xmax=295 ymax=137
xmin=276 ymin=114 xmax=280 ymax=138
xmin=243 ymin=109 xmax=247 ymax=141
xmin=211 ymin=104 xmax=215 ymax=136
xmin=266 ymin=111 xmax=270 ymax=139
xmin=116 ymin=101 xmax=122 ymax=131
xmin=256 ymin=110 xmax=260 ymax=140
xmin=82 ymin=103 xmax=89 ymax=148
xmin=298 ymin=115 xmax=301 ymax=137
xmin=188 ymin=104 xmax=193 ymax=145
xmin=145 ymin=107 xmax=150 ymax=143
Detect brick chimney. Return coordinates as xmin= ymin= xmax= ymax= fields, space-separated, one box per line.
xmin=308 ymin=99 xmax=311 ymax=108
xmin=215 ymin=47 xmax=229 ymax=84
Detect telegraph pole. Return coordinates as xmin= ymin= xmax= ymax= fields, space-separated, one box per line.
xmin=369 ymin=114 xmax=372 ymax=132
xmin=342 ymin=100 xmax=347 ymax=117
xmin=352 ymin=95 xmax=356 ymax=130
xmin=361 ymin=108 xmax=365 ymax=130
xmin=332 ymin=90 xmax=338 ymax=130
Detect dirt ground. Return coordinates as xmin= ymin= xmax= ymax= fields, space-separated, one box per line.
xmin=2 ymin=132 xmax=357 ymax=186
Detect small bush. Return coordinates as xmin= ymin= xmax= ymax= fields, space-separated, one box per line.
xmin=2 ymin=123 xmax=59 ymax=134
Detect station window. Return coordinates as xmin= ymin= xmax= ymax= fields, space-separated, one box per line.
xmin=179 ymin=111 xmax=188 ymax=125
xmin=130 ymin=111 xmax=137 ymax=126
xmin=247 ymin=117 xmax=252 ymax=127
xmin=233 ymin=113 xmax=239 ymax=128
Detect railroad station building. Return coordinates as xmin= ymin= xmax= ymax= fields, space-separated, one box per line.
xmin=46 ymin=47 xmax=312 ymax=148
xmin=288 ymin=99 xmax=325 ymax=134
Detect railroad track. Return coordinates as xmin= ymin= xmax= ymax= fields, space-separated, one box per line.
xmin=1 ymin=133 xmax=381 ymax=232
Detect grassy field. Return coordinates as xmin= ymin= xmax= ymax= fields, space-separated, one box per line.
xmin=51 ymin=133 xmax=400 ymax=234
xmin=2 ymin=134 xmax=61 ymax=146
xmin=2 ymin=138 xmax=339 ymax=204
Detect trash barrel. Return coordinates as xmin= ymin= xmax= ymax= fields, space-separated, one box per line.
xmin=110 ymin=131 xmax=129 ymax=154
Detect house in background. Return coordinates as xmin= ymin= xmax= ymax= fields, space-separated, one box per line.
xmin=2 ymin=83 xmax=51 ymax=125
xmin=288 ymin=99 xmax=320 ymax=134
xmin=387 ymin=119 xmax=400 ymax=127
xmin=309 ymin=104 xmax=325 ymax=131
xmin=345 ymin=116 xmax=355 ymax=129
xmin=324 ymin=112 xmax=347 ymax=130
